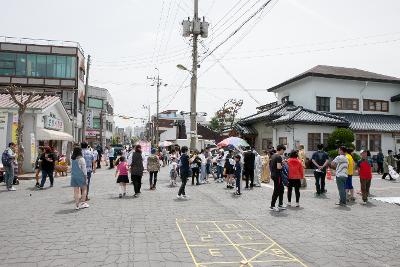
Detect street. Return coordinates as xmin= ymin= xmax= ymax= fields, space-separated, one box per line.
xmin=1 ymin=166 xmax=400 ymax=267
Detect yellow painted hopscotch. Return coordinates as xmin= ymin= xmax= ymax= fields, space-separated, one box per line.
xmin=176 ymin=219 xmax=307 ymax=267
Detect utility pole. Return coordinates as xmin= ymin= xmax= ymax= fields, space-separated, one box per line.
xmin=147 ymin=68 xmax=167 ymax=147
xmin=82 ymin=54 xmax=91 ymax=142
xmin=182 ymin=0 xmax=209 ymax=150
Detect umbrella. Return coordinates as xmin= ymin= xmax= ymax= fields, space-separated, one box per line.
xmin=217 ymin=137 xmax=250 ymax=148
xmin=159 ymin=141 xmax=173 ymax=147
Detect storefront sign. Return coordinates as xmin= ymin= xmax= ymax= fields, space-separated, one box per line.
xmin=12 ymin=113 xmax=18 ymax=143
xmin=44 ymin=115 xmax=63 ymax=131
xmin=86 ymin=130 xmax=100 ymax=137
xmin=86 ymin=109 xmax=93 ymax=129
xmin=30 ymin=133 xmax=36 ymax=164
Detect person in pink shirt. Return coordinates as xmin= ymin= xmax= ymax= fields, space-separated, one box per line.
xmin=115 ymin=156 xmax=129 ymax=198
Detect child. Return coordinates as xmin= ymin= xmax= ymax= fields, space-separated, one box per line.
xmin=115 ymin=156 xmax=129 ymax=198
xmin=357 ymin=150 xmax=373 ymax=205
xmin=169 ymin=157 xmax=178 ymax=187
xmin=234 ymin=155 xmax=242 ymax=195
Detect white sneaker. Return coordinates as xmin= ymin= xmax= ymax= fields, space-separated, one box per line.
xmin=75 ymin=205 xmax=80 ymax=210
xmin=269 ymin=207 xmax=280 ymax=212
xmin=287 ymin=202 xmax=291 ymax=207
xmin=8 ymin=187 xmax=16 ymax=191
xmin=361 ymin=201 xmax=367 ymax=205
xmin=79 ymin=202 xmax=89 ymax=209
xmin=182 ymin=195 xmax=189 ymax=199
xmin=278 ymin=205 xmax=286 ymax=210
xmin=176 ymin=195 xmax=182 ymax=199
xmin=295 ymin=203 xmax=300 ymax=207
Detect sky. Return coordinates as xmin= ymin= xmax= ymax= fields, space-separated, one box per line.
xmin=2 ymin=0 xmax=400 ymax=128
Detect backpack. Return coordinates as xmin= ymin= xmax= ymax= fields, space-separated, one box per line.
xmin=2 ymin=149 xmax=12 ymax=167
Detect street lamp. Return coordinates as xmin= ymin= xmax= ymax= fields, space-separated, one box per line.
xmin=177 ymin=64 xmax=190 ymax=72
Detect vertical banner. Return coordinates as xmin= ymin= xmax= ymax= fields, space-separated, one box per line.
xmin=86 ymin=109 xmax=93 ymax=129
xmin=12 ymin=113 xmax=18 ymax=143
xmin=62 ymin=141 xmax=68 ymax=156
xmin=137 ymin=141 xmax=151 ymax=170
xmin=0 ymin=112 xmax=8 ymax=151
xmin=30 ymin=133 xmax=36 ymax=164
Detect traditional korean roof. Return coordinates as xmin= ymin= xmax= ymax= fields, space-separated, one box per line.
xmin=334 ymin=113 xmax=400 ymax=133
xmin=233 ymin=124 xmax=258 ymax=135
xmin=267 ymin=65 xmax=400 ymax=92
xmin=267 ymin=106 xmax=349 ymax=126
xmin=0 ymin=94 xmax=60 ymax=110
xmin=240 ymin=102 xmax=293 ymax=124
xmin=391 ymin=93 xmax=400 ymax=102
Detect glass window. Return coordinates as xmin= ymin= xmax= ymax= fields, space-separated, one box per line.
xmin=56 ymin=56 xmax=66 ymax=78
xmin=36 ymin=55 xmax=46 ymax=77
xmin=27 ymin=54 xmax=37 ymax=77
xmin=316 ymin=97 xmax=330 ymax=112
xmin=355 ymin=134 xmax=368 ymax=151
xmin=278 ymin=137 xmax=287 ymax=146
xmin=65 ymin=57 xmax=76 ymax=78
xmin=369 ymin=134 xmax=381 ymax=152
xmin=323 ymin=133 xmax=330 ymax=147
xmin=262 ymin=138 xmax=272 ymax=150
xmin=363 ymin=99 xmax=389 ymax=112
xmin=92 ymin=118 xmax=101 ymax=129
xmin=46 ymin=55 xmax=57 ymax=78
xmin=308 ymin=133 xmax=321 ymax=151
xmin=0 ymin=52 xmax=16 ymax=75
xmin=336 ymin=98 xmax=359 ymax=111
xmin=16 ymin=54 xmax=26 ymax=76
xmin=88 ymin=98 xmax=103 ymax=109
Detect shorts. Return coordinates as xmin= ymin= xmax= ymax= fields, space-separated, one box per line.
xmin=345 ymin=175 xmax=353 ymax=189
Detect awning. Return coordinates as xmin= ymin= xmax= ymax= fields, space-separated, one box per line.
xmin=36 ymin=128 xmax=74 ymax=141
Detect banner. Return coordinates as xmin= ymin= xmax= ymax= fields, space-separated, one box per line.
xmin=86 ymin=109 xmax=93 ymax=129
xmin=30 ymin=133 xmax=36 ymax=164
xmin=12 ymin=113 xmax=18 ymax=143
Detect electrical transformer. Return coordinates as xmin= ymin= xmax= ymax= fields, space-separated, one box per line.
xmin=182 ymin=18 xmax=191 ymax=37
xmin=192 ymin=19 xmax=201 ymax=35
xmin=200 ymin=20 xmax=209 ymax=38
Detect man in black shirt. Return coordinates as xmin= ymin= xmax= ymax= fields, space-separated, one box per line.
xmin=311 ymin=144 xmax=329 ymax=195
xmin=39 ymin=147 xmax=57 ymax=188
xmin=243 ymin=147 xmax=255 ymax=189
xmin=270 ymin=144 xmax=286 ymax=211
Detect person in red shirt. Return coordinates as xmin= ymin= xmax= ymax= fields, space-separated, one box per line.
xmin=287 ymin=150 xmax=304 ymax=207
xmin=357 ymin=150 xmax=373 ymax=205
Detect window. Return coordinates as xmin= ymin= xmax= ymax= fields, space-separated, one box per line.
xmin=355 ymin=134 xmax=368 ymax=151
xmin=323 ymin=133 xmax=330 ymax=147
xmin=336 ymin=98 xmax=359 ymax=111
xmin=316 ymin=97 xmax=330 ymax=112
xmin=92 ymin=118 xmax=101 ymax=129
xmin=281 ymin=96 xmax=289 ymax=103
xmin=363 ymin=99 xmax=389 ymax=112
xmin=369 ymin=134 xmax=381 ymax=152
xmin=308 ymin=133 xmax=321 ymax=151
xmin=88 ymin=98 xmax=103 ymax=109
xmin=262 ymin=138 xmax=272 ymax=150
xmin=0 ymin=52 xmax=76 ymax=78
xmin=278 ymin=137 xmax=287 ymax=146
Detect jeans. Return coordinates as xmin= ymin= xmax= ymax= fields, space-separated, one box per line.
xmin=360 ymin=178 xmax=371 ymax=202
xmin=314 ymin=171 xmax=326 ymax=194
xmin=244 ymin=168 xmax=254 ymax=188
xmin=200 ymin=164 xmax=207 ymax=182
xmin=109 ymin=157 xmax=114 ymax=169
xmin=192 ymin=168 xmax=199 ymax=185
xmin=206 ymin=163 xmax=211 ymax=175
xmin=131 ymin=175 xmax=142 ymax=194
xmin=287 ymin=179 xmax=301 ymax=203
xmin=40 ymin=169 xmax=54 ymax=187
xmin=271 ymin=176 xmax=284 ymax=207
xmin=149 ymin=171 xmax=158 ymax=187
xmin=377 ymin=162 xmax=383 ymax=174
xmin=4 ymin=165 xmax=14 ymax=189
xmin=86 ymin=171 xmax=92 ymax=197
xmin=178 ymin=175 xmax=188 ymax=196
xmin=336 ymin=176 xmax=347 ymax=205
xmin=217 ymin=166 xmax=224 ymax=179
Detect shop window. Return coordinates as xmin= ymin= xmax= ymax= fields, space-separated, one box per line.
xmin=308 ymin=133 xmax=321 ymax=151
xmin=323 ymin=133 xmax=330 ymax=148
xmin=316 ymin=97 xmax=330 ymax=112
xmin=336 ymin=98 xmax=359 ymax=111
xmin=363 ymin=99 xmax=389 ymax=112
xmin=262 ymin=138 xmax=272 ymax=150
xmin=92 ymin=118 xmax=101 ymax=129
xmin=369 ymin=134 xmax=381 ymax=152
xmin=355 ymin=134 xmax=368 ymax=151
xmin=88 ymin=98 xmax=104 ymax=109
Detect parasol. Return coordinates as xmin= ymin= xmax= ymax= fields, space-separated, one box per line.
xmin=217 ymin=137 xmax=250 ymax=148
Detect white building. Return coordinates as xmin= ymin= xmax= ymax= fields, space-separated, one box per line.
xmin=238 ymin=65 xmax=400 ymax=157
xmin=0 ymin=94 xmax=73 ymax=172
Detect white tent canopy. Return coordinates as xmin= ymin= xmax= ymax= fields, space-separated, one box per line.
xmin=36 ymin=128 xmax=74 ymax=141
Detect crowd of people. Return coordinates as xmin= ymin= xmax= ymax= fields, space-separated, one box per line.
xmin=2 ymin=141 xmax=400 ymax=212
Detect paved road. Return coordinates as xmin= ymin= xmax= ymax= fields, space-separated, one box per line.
xmin=0 ymin=166 xmax=399 ymax=267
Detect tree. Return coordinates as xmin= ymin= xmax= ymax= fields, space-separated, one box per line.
xmin=211 ymin=99 xmax=244 ymax=133
xmin=1 ymin=85 xmax=45 ymax=174
xmin=209 ymin=116 xmax=220 ymax=132
xmin=327 ymin=128 xmax=355 ymax=151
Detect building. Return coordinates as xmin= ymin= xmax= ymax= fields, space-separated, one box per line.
xmin=0 ymin=37 xmax=86 ymax=141
xmin=0 ymin=94 xmax=73 ymax=172
xmin=85 ymin=86 xmax=115 ymax=147
xmin=238 ymin=65 xmax=400 ymax=156
xmin=133 ymin=126 xmax=145 ymax=139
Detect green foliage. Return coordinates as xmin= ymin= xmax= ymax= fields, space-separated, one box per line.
xmin=112 ymin=136 xmax=119 ymax=145
xmin=327 ymin=128 xmax=355 ymax=151
xmin=209 ymin=116 xmax=220 ymax=132
xmin=352 ymin=152 xmax=361 ymax=162
xmin=327 ymin=149 xmax=338 ymax=159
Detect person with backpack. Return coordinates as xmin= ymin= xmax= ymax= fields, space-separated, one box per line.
xmin=81 ymin=142 xmax=96 ymax=201
xmin=311 ymin=144 xmax=329 ymax=196
xmin=147 ymin=148 xmax=161 ymax=190
xmin=70 ymin=147 xmax=89 ymax=210
xmin=287 ymin=151 xmax=303 ymax=207
xmin=130 ymin=145 xmax=144 ymax=197
xmin=177 ymin=146 xmax=191 ymax=199
xmin=269 ymin=144 xmax=286 ymax=212
xmin=2 ymin=142 xmax=17 ymax=191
